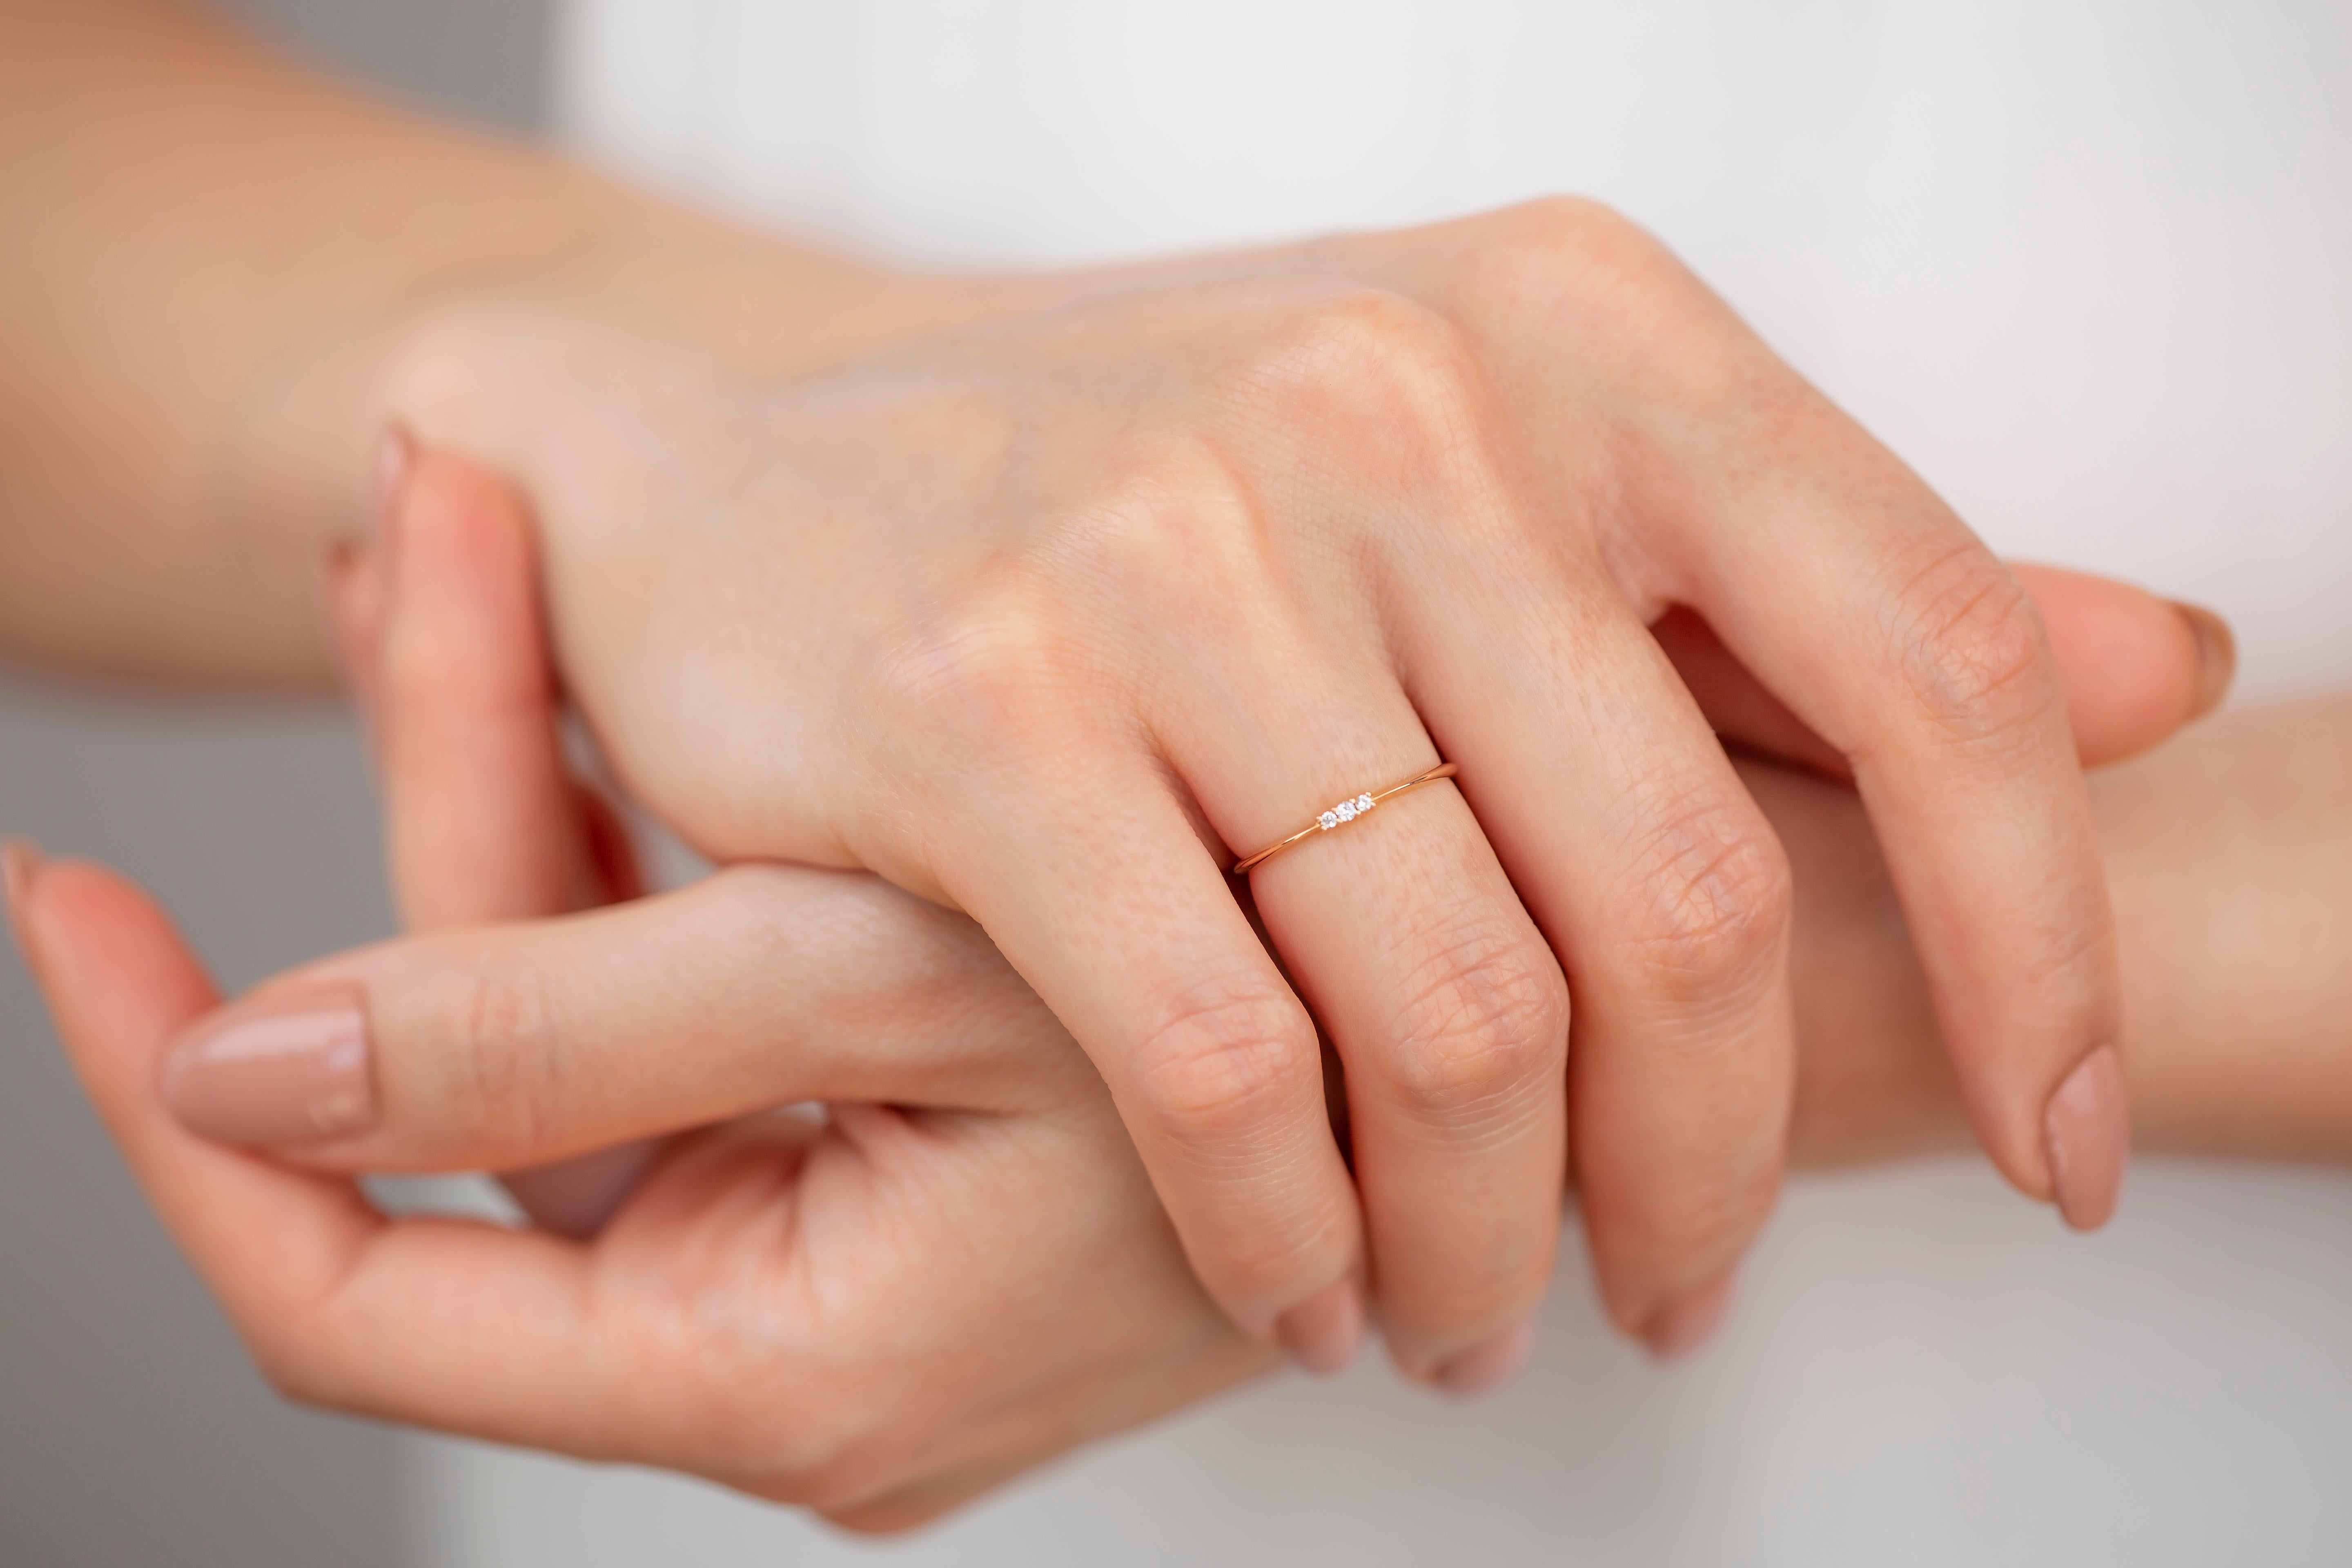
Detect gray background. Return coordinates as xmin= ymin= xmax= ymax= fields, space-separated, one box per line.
xmin=0 ymin=4 xmax=548 ymax=1564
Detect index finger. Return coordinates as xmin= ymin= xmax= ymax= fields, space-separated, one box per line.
xmin=1654 ymin=390 xmax=2127 ymax=1227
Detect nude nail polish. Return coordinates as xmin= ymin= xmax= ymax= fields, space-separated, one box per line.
xmin=1435 ymin=1315 xmax=1537 ymax=1397
xmin=161 ymin=982 xmax=375 ymax=1146
xmin=1641 ymin=1267 xmax=1737 ymax=1362
xmin=2045 ymin=1044 xmax=2128 ymax=1232
xmin=1275 ymin=1276 xmax=1365 ymax=1376
xmin=2169 ymin=600 xmax=2236 ymax=720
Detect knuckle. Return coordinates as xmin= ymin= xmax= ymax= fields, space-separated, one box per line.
xmin=1486 ymin=194 xmax=1657 ymax=270
xmin=1256 ymin=287 xmax=1484 ymax=448
xmin=1127 ymin=976 xmax=1321 ymax=1145
xmin=1459 ymin=196 xmax=1685 ymax=314
xmin=1438 ymin=197 xmax=1758 ymax=406
xmin=869 ymin=578 xmax=1077 ymax=743
xmin=410 ymin=961 xmax=568 ymax=1150
xmin=1070 ymin=440 xmax=1278 ymax=608
xmin=1613 ymin=793 xmax=1793 ymax=1004
xmin=1380 ymin=920 xmax=1570 ymax=1121
xmin=1893 ymin=546 xmax=2057 ymax=743
xmin=860 ymin=583 xmax=1131 ymax=799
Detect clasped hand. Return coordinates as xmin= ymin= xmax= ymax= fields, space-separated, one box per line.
xmin=369 ymin=200 xmax=2135 ymax=1377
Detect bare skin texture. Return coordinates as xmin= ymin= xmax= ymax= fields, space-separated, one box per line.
xmin=5 ymin=459 xmax=2345 ymax=1531
xmin=0 ymin=0 xmax=2211 ymax=1382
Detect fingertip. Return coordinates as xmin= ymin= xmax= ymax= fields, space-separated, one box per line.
xmin=2168 ymin=600 xmax=2236 ymax=722
xmin=1638 ymin=1266 xmax=1737 ymax=1362
xmin=2045 ymin=1045 xmax=2129 ymax=1232
xmin=1434 ymin=1314 xmax=1536 ymax=1396
xmin=2010 ymin=562 xmax=2232 ymax=765
xmin=1274 ymin=1274 xmax=1364 ymax=1376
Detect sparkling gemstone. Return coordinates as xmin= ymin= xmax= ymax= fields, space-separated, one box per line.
xmin=1319 ymin=811 xmax=1339 ymax=830
xmin=1335 ymin=801 xmax=1358 ymax=822
xmin=1355 ymin=793 xmax=1374 ymax=811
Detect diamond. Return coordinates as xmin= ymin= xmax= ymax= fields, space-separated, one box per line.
xmin=1319 ymin=811 xmax=1339 ymax=830
xmin=1355 ymin=793 xmax=1374 ymax=812
xmin=1335 ymin=801 xmax=1357 ymax=822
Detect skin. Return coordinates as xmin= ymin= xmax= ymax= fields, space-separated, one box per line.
xmin=6 ymin=459 xmax=2345 ymax=1532
xmin=3 ymin=0 xmax=2150 ymax=1375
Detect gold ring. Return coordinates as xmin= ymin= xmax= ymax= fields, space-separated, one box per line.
xmin=1229 ymin=762 xmax=1459 ymax=875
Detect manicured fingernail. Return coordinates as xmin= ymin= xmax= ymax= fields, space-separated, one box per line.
xmin=1275 ymin=1276 xmax=1365 ymax=1376
xmin=2045 ymin=1045 xmax=2128 ymax=1231
xmin=2169 ymin=600 xmax=2236 ymax=720
xmin=161 ymin=982 xmax=375 ymax=1146
xmin=376 ymin=423 xmax=415 ymax=532
xmin=1434 ymin=1315 xmax=1537 ymax=1397
xmin=2 ymin=837 xmax=42 ymax=942
xmin=1641 ymin=1267 xmax=1738 ymax=1361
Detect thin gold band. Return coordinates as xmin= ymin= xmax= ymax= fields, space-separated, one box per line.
xmin=1229 ymin=762 xmax=1460 ymax=875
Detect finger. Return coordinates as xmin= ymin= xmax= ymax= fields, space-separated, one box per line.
xmin=1655 ymin=396 xmax=2127 ymax=1227
xmin=156 ymin=864 xmax=1073 ymax=1172
xmin=7 ymin=852 xmax=652 ymax=1459
xmin=375 ymin=447 xmax=611 ymax=929
xmin=1660 ymin=564 xmax=2234 ymax=776
xmin=2024 ymin=565 xmax=2235 ymax=760
xmin=925 ymin=765 xmax=1367 ymax=1368
xmin=1392 ymin=528 xmax=1796 ymax=1353
xmin=371 ymin=444 xmax=655 ymax=1232
xmin=1163 ymin=634 xmax=1568 ymax=1382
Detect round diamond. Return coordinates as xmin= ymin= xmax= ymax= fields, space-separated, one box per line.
xmin=1355 ymin=793 xmax=1374 ymax=812
xmin=1335 ymin=801 xmax=1358 ymax=822
xmin=1318 ymin=811 xmax=1339 ymax=830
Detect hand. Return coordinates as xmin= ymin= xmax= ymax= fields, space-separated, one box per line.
xmin=0 ymin=453 xmax=2234 ymax=1526
xmin=381 ymin=200 xmax=2208 ymax=1368
xmin=2 ymin=459 xmax=1271 ymax=1531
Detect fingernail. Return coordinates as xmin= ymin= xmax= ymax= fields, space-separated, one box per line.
xmin=2045 ymin=1044 xmax=2128 ymax=1231
xmin=2169 ymin=600 xmax=2236 ymax=720
xmin=161 ymin=982 xmax=375 ymax=1146
xmin=1434 ymin=1315 xmax=1537 ymax=1397
xmin=1641 ymin=1267 xmax=1738 ymax=1362
xmin=1275 ymin=1276 xmax=1365 ymax=1376
xmin=376 ymin=423 xmax=415 ymax=534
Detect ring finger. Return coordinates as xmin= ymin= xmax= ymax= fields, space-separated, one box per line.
xmin=1168 ymin=626 xmax=1570 ymax=1388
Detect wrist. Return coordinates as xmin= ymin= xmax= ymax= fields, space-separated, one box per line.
xmin=236 ymin=170 xmax=989 ymax=564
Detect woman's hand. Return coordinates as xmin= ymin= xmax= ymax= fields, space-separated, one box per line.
xmin=1 ymin=456 xmax=1274 ymax=1530
xmin=0 ymin=8 xmax=2216 ymax=1372
xmin=9 ymin=454 xmax=2290 ymax=1528
xmin=380 ymin=201 xmax=2182 ymax=1369
xmin=7 ymin=862 xmax=1273 ymax=1532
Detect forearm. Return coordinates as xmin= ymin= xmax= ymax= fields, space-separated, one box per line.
xmin=0 ymin=0 xmax=927 ymax=688
xmin=1779 ymin=693 xmax=2352 ymax=1168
